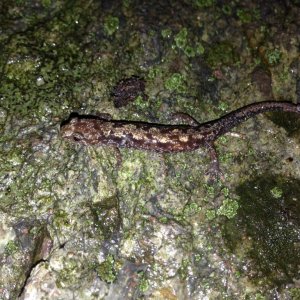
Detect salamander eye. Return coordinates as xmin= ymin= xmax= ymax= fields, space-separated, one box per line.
xmin=72 ymin=132 xmax=84 ymax=142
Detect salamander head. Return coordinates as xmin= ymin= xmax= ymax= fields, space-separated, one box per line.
xmin=60 ymin=117 xmax=101 ymax=145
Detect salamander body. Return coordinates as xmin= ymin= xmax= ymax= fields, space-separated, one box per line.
xmin=61 ymin=101 xmax=300 ymax=153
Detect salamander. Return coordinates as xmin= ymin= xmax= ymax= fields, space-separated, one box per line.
xmin=61 ymin=101 xmax=300 ymax=176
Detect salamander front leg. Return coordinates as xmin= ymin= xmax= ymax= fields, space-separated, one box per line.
xmin=205 ymin=142 xmax=223 ymax=183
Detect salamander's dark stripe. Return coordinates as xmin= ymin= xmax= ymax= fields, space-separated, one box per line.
xmin=61 ymin=101 xmax=300 ymax=153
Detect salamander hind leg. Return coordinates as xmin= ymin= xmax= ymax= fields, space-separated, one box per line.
xmin=204 ymin=142 xmax=224 ymax=183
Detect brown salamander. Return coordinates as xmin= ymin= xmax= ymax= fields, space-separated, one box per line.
xmin=61 ymin=101 xmax=300 ymax=176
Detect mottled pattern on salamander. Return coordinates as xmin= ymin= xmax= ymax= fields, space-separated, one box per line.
xmin=61 ymin=102 xmax=300 ymax=154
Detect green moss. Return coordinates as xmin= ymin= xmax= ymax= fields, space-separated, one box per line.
xmin=206 ymin=42 xmax=237 ymax=67
xmin=165 ymin=73 xmax=186 ymax=93
xmin=41 ymin=0 xmax=52 ymax=7
xmin=219 ymin=151 xmax=233 ymax=165
xmin=96 ymin=254 xmax=117 ymax=283
xmin=161 ymin=28 xmax=172 ymax=39
xmin=174 ymin=28 xmax=188 ymax=49
xmin=178 ymin=258 xmax=190 ymax=279
xmin=222 ymin=4 xmax=232 ymax=15
xmin=6 ymin=149 xmax=23 ymax=166
xmin=147 ymin=66 xmax=163 ymax=79
xmin=56 ymin=258 xmax=82 ymax=287
xmin=174 ymin=28 xmax=201 ymax=58
xmin=217 ymin=136 xmax=228 ymax=144
xmin=158 ymin=216 xmax=169 ymax=224
xmin=204 ymin=184 xmax=216 ymax=197
xmin=53 ymin=209 xmax=70 ymax=228
xmin=205 ymin=209 xmax=216 ymax=220
xmin=138 ymin=273 xmax=149 ymax=293
xmin=217 ymin=198 xmax=239 ymax=219
xmin=195 ymin=42 xmax=205 ymax=55
xmin=236 ymin=9 xmax=252 ymax=23
xmin=289 ymin=288 xmax=300 ymax=300
xmin=265 ymin=48 xmax=281 ymax=65
xmin=0 ymin=28 xmax=95 ymax=118
xmin=104 ymin=16 xmax=119 ymax=36
xmin=194 ymin=253 xmax=202 ymax=262
xmin=221 ymin=187 xmax=230 ymax=197
xmin=270 ymin=186 xmax=283 ymax=199
xmin=6 ymin=57 xmax=37 ymax=83
xmin=122 ymin=0 xmax=131 ymax=9
xmin=183 ymin=45 xmax=196 ymax=57
xmin=4 ymin=240 xmax=19 ymax=255
xmin=134 ymin=95 xmax=148 ymax=109
xmin=255 ymin=293 xmax=267 ymax=300
xmin=183 ymin=202 xmax=201 ymax=217
xmin=217 ymin=101 xmax=229 ymax=112
xmin=236 ymin=8 xmax=260 ymax=23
